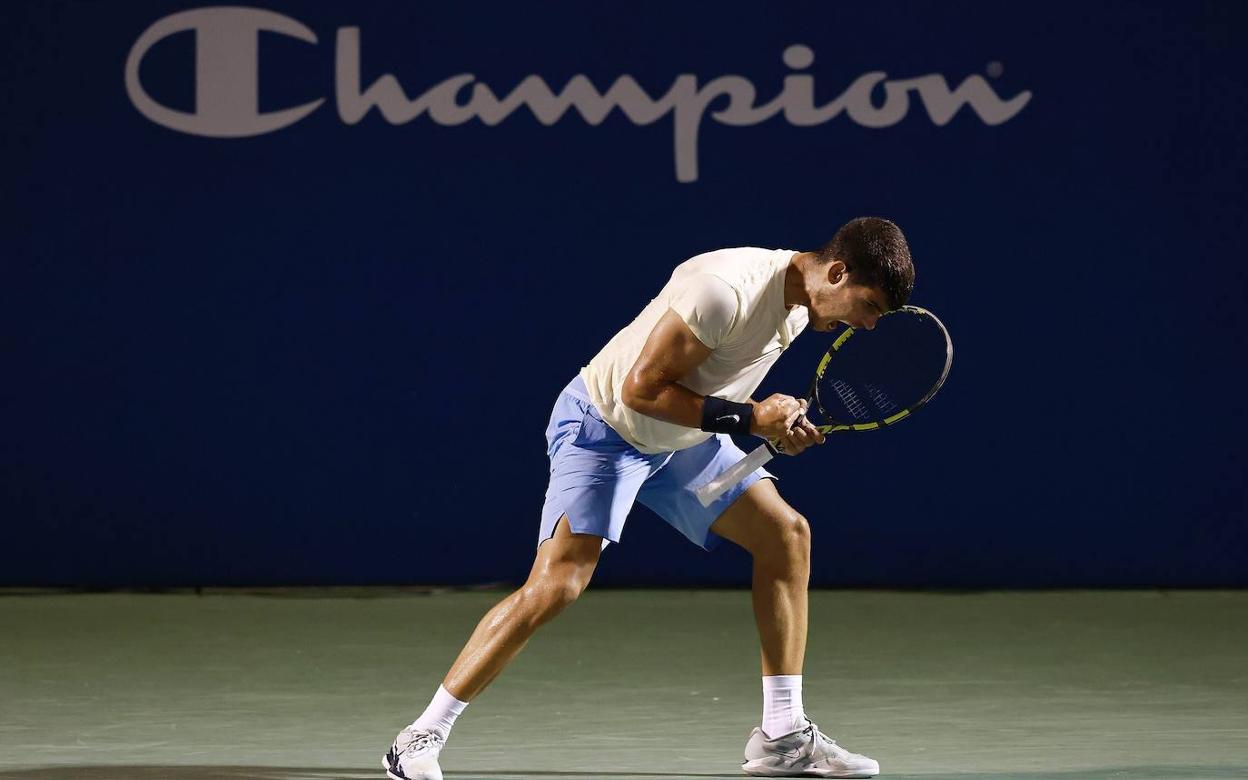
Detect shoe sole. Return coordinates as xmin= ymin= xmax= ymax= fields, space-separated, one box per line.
xmin=742 ymin=758 xmax=878 ymax=778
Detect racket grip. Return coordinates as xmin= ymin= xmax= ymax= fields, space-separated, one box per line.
xmin=695 ymin=442 xmax=776 ymax=507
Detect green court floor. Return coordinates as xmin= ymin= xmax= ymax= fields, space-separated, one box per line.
xmin=1 ymin=590 xmax=1245 ymax=780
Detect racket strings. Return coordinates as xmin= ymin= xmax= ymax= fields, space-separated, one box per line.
xmin=864 ymin=382 xmax=900 ymax=415
xmin=823 ymin=377 xmax=901 ymax=422
xmin=828 ymin=379 xmax=869 ymax=420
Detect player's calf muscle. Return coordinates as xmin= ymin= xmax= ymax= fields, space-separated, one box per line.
xmin=443 ymin=564 xmax=592 ymax=700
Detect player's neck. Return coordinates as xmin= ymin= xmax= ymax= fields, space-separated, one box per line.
xmin=784 ymin=252 xmax=816 ymax=309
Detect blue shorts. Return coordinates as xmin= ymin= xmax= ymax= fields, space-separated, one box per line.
xmin=539 ymin=376 xmax=774 ymax=551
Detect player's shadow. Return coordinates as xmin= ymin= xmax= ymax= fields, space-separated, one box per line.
xmin=1 ymin=768 xmax=1247 ymax=780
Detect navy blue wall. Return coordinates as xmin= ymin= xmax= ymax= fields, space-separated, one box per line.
xmin=3 ymin=1 xmax=1246 ymax=587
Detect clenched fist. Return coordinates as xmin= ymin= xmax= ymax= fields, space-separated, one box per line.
xmin=750 ymin=394 xmax=805 ymax=439
xmin=750 ymin=394 xmax=825 ymax=455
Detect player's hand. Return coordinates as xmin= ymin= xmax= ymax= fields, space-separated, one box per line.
xmin=775 ymin=406 xmax=825 ymax=455
xmin=751 ymin=393 xmax=806 ymax=439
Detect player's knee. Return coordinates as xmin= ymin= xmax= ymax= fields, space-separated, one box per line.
xmin=756 ymin=511 xmax=811 ymax=572
xmin=522 ymin=568 xmax=590 ymax=620
xmin=549 ymin=574 xmax=589 ymax=611
xmin=781 ymin=512 xmax=812 ymax=565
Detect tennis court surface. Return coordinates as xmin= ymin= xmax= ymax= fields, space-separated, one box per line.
xmin=2 ymin=589 xmax=1245 ymax=780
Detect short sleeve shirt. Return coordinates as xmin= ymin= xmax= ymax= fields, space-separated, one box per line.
xmin=580 ymin=247 xmax=808 ymax=453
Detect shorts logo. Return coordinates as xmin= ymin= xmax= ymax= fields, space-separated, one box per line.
xmin=125 ymin=7 xmax=1033 ymax=182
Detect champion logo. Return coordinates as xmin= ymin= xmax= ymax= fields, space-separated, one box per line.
xmin=125 ymin=7 xmax=1033 ymax=181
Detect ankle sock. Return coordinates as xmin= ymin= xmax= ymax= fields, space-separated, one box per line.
xmin=412 ymin=684 xmax=469 ymax=740
xmin=762 ymin=674 xmax=805 ymax=738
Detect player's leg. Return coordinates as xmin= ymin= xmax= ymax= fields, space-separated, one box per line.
xmin=386 ymin=375 xmax=657 ymax=780
xmin=443 ymin=515 xmax=601 ymax=700
xmin=384 ymin=516 xmax=601 ymax=780
xmin=711 ymin=480 xmax=879 ymax=778
xmin=636 ymin=438 xmax=810 ymax=680
xmin=710 ymin=478 xmax=810 ymax=678
xmin=639 ymin=436 xmax=878 ymax=777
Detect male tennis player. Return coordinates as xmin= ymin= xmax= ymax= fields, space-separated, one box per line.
xmin=385 ymin=217 xmax=914 ymax=779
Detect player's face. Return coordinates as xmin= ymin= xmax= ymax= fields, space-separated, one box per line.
xmin=810 ymin=266 xmax=889 ymax=332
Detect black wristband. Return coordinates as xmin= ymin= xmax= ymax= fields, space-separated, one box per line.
xmin=700 ymin=396 xmax=754 ymax=436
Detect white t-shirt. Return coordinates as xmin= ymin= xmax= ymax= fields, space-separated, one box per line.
xmin=580 ymin=247 xmax=808 ymax=454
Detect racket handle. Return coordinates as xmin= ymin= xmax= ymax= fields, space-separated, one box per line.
xmin=695 ymin=441 xmax=776 ymax=507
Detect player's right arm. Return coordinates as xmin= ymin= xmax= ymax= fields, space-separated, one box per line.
xmin=619 ymin=309 xmax=811 ymax=442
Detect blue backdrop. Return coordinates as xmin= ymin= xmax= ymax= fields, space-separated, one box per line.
xmin=3 ymin=1 xmax=1246 ymax=587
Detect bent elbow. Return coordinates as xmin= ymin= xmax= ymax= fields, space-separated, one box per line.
xmin=620 ymin=376 xmax=640 ymax=412
xmin=620 ymin=373 xmax=650 ymax=413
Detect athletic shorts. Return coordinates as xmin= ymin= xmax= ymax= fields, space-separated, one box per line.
xmin=538 ymin=376 xmax=774 ymax=551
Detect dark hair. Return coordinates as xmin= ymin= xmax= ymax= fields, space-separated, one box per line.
xmin=817 ymin=217 xmax=915 ymax=309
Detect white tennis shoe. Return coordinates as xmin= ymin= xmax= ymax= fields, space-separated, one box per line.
xmin=383 ymin=725 xmax=444 ymax=780
xmin=742 ymin=719 xmax=880 ymax=778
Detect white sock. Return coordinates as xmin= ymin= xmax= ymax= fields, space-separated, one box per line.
xmin=412 ymin=685 xmax=469 ymax=740
xmin=762 ymin=674 xmax=806 ymax=738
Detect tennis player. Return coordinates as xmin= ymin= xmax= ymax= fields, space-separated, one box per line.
xmin=385 ymin=217 xmax=914 ymax=779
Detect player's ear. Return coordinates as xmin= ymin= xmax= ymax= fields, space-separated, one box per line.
xmin=826 ymin=259 xmax=849 ymax=286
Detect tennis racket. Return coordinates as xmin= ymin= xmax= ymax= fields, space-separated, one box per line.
xmin=695 ymin=305 xmax=953 ymax=507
